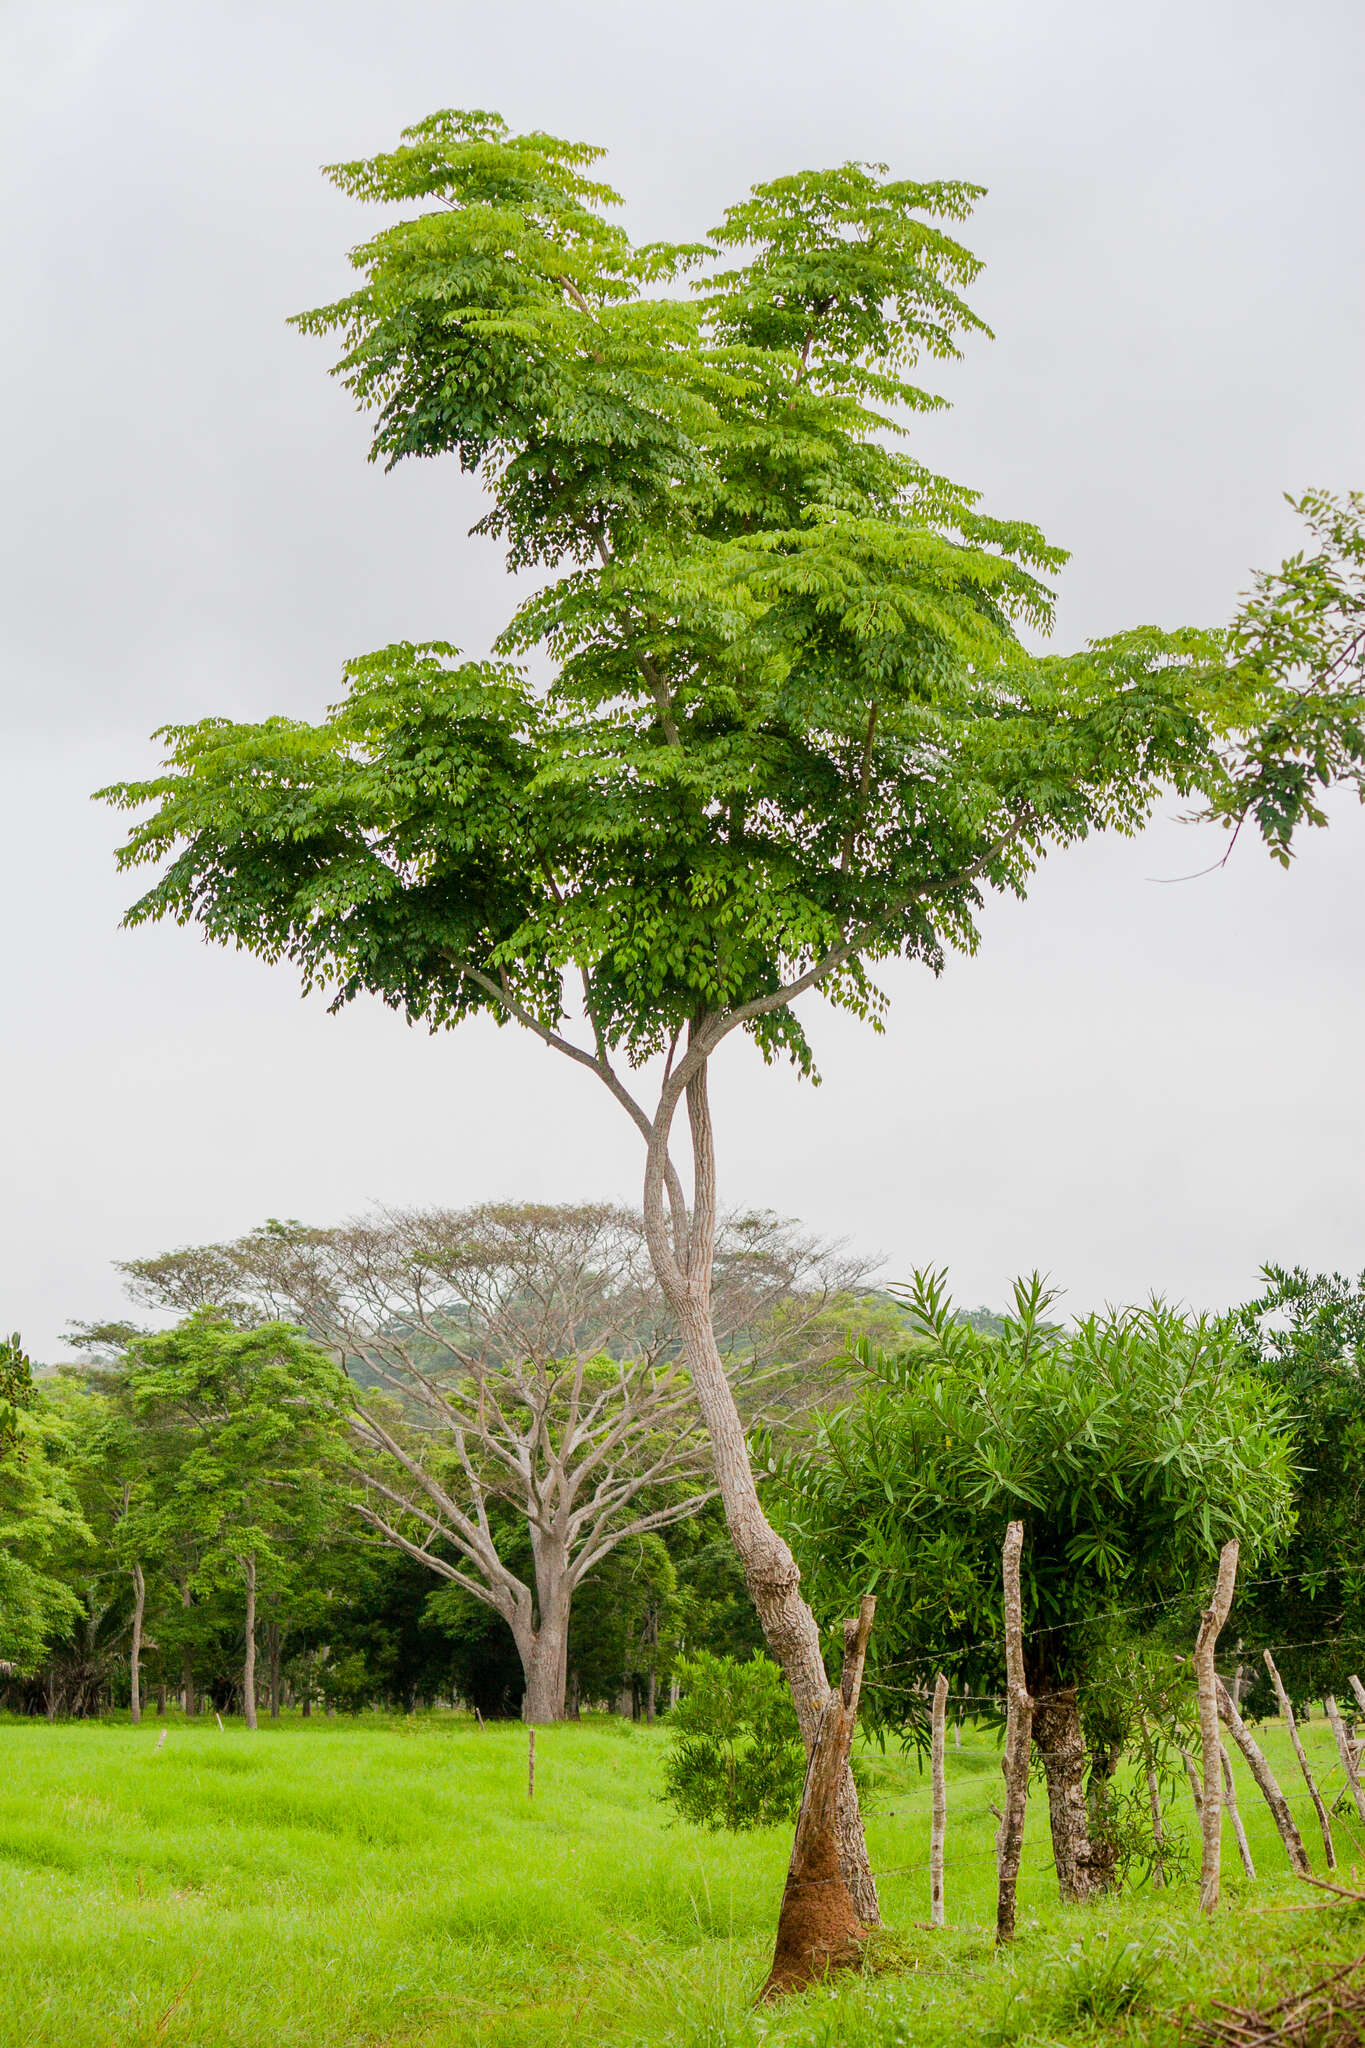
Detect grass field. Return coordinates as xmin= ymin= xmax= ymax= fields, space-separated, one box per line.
xmin=3 ymin=1710 xmax=1365 ymax=2048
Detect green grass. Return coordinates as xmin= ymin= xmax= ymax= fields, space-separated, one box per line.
xmin=2 ymin=1710 xmax=1364 ymax=2047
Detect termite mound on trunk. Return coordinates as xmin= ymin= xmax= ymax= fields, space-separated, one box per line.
xmin=761 ymin=1599 xmax=876 ymax=2000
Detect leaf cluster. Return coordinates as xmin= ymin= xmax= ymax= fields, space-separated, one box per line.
xmin=659 ymin=1648 xmax=807 ymax=1831
xmin=768 ymin=1269 xmax=1296 ymax=1717
xmin=94 ymin=111 xmax=1349 ymax=1085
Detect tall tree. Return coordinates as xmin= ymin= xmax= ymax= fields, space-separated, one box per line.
xmin=123 ymin=1314 xmax=352 ymax=1729
xmin=99 ymin=111 xmax=1364 ymax=1909
xmin=117 ymin=1202 xmax=863 ymax=1721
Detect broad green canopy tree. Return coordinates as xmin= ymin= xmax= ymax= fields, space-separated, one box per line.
xmin=123 ymin=1314 xmax=352 ymax=1731
xmin=100 ymin=110 xmax=1364 ymax=1917
xmin=1232 ymin=1264 xmax=1365 ymax=1710
xmin=772 ymin=1273 xmax=1296 ymax=1901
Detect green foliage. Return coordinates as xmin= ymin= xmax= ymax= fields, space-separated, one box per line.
xmin=0 ymin=1334 xmax=33 ymax=1460
xmin=986 ymin=1929 xmax=1174 ymax=2043
xmin=1232 ymin=1263 xmax=1365 ymax=1708
xmin=660 ymin=1650 xmax=807 ymax=1830
xmin=95 ymin=113 xmax=1363 ymax=1100
xmin=1210 ymin=489 xmax=1365 ymax=859
xmin=122 ymin=1312 xmax=354 ymax=1611
xmin=771 ymin=1270 xmax=1296 ymax=1717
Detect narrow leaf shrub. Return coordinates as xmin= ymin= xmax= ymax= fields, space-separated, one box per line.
xmin=661 ymin=1651 xmax=807 ymax=1831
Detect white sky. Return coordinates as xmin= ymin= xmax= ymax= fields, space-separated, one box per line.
xmin=2 ymin=0 xmax=1362 ymax=1358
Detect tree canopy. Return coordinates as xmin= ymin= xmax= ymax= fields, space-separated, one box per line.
xmin=97 ymin=113 xmax=1364 ymax=1096
xmin=772 ymin=1271 xmax=1296 ymax=1710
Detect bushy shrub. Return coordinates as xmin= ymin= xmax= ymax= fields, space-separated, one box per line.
xmin=661 ymin=1651 xmax=807 ymax=1831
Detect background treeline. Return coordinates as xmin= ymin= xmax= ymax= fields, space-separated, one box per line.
xmin=3 ymin=1212 xmax=1362 ymax=1770
xmin=1 ymin=1202 xmax=890 ymax=1723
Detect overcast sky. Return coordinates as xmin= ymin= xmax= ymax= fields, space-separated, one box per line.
xmin=2 ymin=0 xmax=1362 ymax=1358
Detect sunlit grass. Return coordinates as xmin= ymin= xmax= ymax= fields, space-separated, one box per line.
xmin=2 ymin=1711 xmax=1362 ymax=2046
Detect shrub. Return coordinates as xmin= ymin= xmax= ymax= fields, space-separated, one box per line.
xmin=661 ymin=1651 xmax=807 ymax=1831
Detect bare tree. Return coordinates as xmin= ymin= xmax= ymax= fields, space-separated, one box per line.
xmin=119 ymin=1203 xmax=871 ymax=1721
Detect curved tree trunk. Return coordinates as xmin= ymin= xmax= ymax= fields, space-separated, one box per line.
xmin=242 ymin=1554 xmax=258 ymax=1732
xmin=673 ymin=1289 xmax=879 ymax=1922
xmin=129 ymin=1562 xmax=146 ymax=1726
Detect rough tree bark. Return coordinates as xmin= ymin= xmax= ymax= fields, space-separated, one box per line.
xmin=930 ymin=1672 xmax=948 ymax=1928
xmin=1194 ymin=1539 xmax=1239 ymax=1915
xmin=761 ymin=1598 xmax=876 ymax=1999
xmin=997 ymin=1521 xmax=1032 ymax=1945
xmin=1324 ymin=1696 xmax=1365 ymax=1825
xmin=129 ymin=1562 xmax=145 ymax=1726
xmin=1032 ymin=1686 xmax=1106 ymax=1901
xmin=1264 ymin=1651 xmax=1334 ymax=1869
xmin=1220 ymin=1742 xmax=1256 ymax=1879
xmin=518 ymin=1572 xmax=572 ymax=1726
xmin=242 ymin=1554 xmax=258 ymax=1733
xmin=1217 ymin=1675 xmax=1309 ymax=1875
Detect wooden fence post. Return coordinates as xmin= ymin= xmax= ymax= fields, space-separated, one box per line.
xmin=930 ymin=1672 xmax=948 ymax=1928
xmin=1264 ymin=1651 xmax=1334 ymax=1869
xmin=1195 ymin=1539 xmax=1239 ymax=1914
xmin=1217 ymin=1676 xmax=1310 ymax=1874
xmin=1324 ymin=1697 xmax=1365 ymax=1826
xmin=1137 ymin=1710 xmax=1165 ymax=1887
xmin=1220 ymin=1743 xmax=1255 ymax=1879
xmin=1180 ymin=1745 xmax=1204 ymax=1818
xmin=996 ymin=1521 xmax=1032 ymax=1946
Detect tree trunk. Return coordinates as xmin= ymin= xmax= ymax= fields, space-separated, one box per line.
xmin=156 ymin=1683 xmax=166 ymax=1718
xmin=1264 ymin=1652 xmax=1334 ymax=1868
xmin=1031 ymin=1687 xmax=1106 ymax=1901
xmin=996 ymin=1521 xmax=1032 ymax=1945
xmin=180 ymin=1577 xmax=196 ymax=1719
xmin=129 ymin=1562 xmax=146 ymax=1726
xmin=1217 ymin=1675 xmax=1309 ymax=1874
xmin=672 ymin=1286 xmax=879 ymax=1922
xmin=267 ymin=1618 xmax=282 ymax=1721
xmin=243 ymin=1555 xmax=258 ymax=1732
xmin=761 ymin=1600 xmax=875 ymax=2000
xmin=1194 ymin=1539 xmax=1239 ymax=1914
xmin=521 ymin=1592 xmax=571 ymax=1725
xmin=930 ymin=1672 xmax=948 ymax=1928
